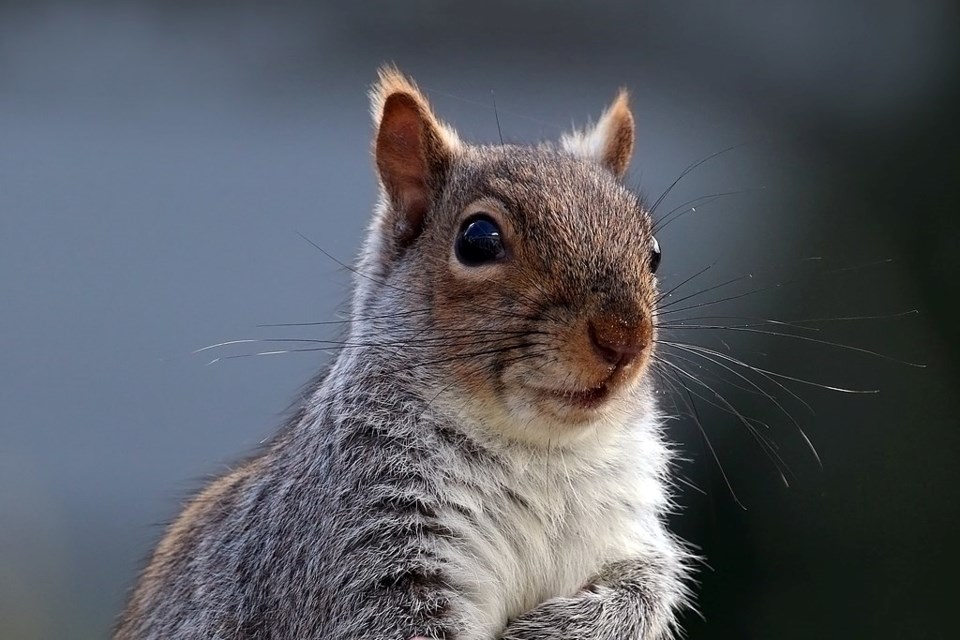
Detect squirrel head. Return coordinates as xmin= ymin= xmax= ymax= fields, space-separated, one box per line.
xmin=354 ymin=67 xmax=660 ymax=447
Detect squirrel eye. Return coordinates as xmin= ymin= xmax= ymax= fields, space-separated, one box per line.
xmin=649 ymin=236 xmax=661 ymax=274
xmin=456 ymin=214 xmax=505 ymax=266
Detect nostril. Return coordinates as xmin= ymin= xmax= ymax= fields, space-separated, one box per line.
xmin=589 ymin=321 xmax=639 ymax=367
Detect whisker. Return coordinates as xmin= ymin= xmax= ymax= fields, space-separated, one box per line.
xmin=673 ymin=474 xmax=708 ymax=497
xmin=376 ymin=343 xmax=549 ymax=378
xmin=655 ymin=258 xmax=904 ymax=319
xmin=648 ymin=142 xmax=750 ymax=217
xmin=660 ymin=342 xmax=821 ymax=466
xmin=663 ymin=324 xmax=924 ymax=368
xmin=257 ymin=307 xmax=433 ymax=328
xmin=655 ymin=262 xmax=717 ymax=306
xmin=491 ymin=90 xmax=504 ymax=145
xmin=661 ymin=340 xmax=878 ymax=394
xmin=653 ymin=189 xmax=759 ymax=234
xmin=654 ymin=363 xmax=746 ymax=509
xmin=660 ymin=340 xmax=813 ymax=413
xmin=656 ymin=274 xmax=755 ymax=312
xmin=783 ymin=309 xmax=920 ymax=325
xmin=655 ymin=354 xmax=792 ymax=490
xmin=658 ymin=315 xmax=819 ymax=332
xmin=661 ymin=348 xmax=776 ymax=400
xmin=208 ymin=342 xmax=552 ymax=371
xmin=194 ymin=339 xmax=258 ymax=354
xmin=194 ymin=329 xmax=547 ymax=354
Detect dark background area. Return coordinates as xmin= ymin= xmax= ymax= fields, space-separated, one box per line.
xmin=1 ymin=1 xmax=958 ymax=638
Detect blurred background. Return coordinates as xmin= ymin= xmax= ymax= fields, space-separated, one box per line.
xmin=1 ymin=1 xmax=958 ymax=638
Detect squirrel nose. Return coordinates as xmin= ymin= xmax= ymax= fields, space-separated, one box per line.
xmin=588 ymin=316 xmax=648 ymax=368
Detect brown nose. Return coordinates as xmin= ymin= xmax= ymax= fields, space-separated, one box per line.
xmin=589 ymin=316 xmax=648 ymax=367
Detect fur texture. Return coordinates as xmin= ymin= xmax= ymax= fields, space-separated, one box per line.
xmin=116 ymin=68 xmax=691 ymax=640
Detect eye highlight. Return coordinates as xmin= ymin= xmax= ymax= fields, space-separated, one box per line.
xmin=456 ymin=214 xmax=505 ymax=266
xmin=649 ymin=236 xmax=661 ymax=273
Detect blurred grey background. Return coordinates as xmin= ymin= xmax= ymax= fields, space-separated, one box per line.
xmin=1 ymin=1 xmax=958 ymax=638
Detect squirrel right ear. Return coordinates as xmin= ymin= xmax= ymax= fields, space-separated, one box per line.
xmin=560 ymin=90 xmax=635 ymax=179
xmin=371 ymin=67 xmax=461 ymax=249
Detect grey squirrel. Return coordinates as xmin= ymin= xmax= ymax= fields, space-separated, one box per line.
xmin=115 ymin=67 xmax=692 ymax=639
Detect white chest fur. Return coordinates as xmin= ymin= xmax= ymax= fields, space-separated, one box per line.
xmin=434 ymin=415 xmax=671 ymax=639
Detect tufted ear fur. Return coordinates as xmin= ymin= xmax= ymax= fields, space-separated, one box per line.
xmin=370 ymin=66 xmax=461 ymax=249
xmin=560 ymin=89 xmax=635 ymax=178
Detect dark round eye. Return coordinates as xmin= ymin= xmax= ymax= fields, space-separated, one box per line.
xmin=649 ymin=236 xmax=661 ymax=273
xmin=456 ymin=214 xmax=505 ymax=266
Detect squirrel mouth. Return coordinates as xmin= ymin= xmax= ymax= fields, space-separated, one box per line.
xmin=534 ymin=382 xmax=612 ymax=410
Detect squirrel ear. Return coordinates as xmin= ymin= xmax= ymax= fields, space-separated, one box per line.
xmin=560 ymin=89 xmax=635 ymax=179
xmin=370 ymin=66 xmax=461 ymax=248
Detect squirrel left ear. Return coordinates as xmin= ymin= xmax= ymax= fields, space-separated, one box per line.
xmin=371 ymin=66 xmax=461 ymax=249
xmin=561 ymin=89 xmax=635 ymax=179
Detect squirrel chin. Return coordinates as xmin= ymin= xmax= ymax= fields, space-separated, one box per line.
xmin=445 ymin=379 xmax=652 ymax=449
